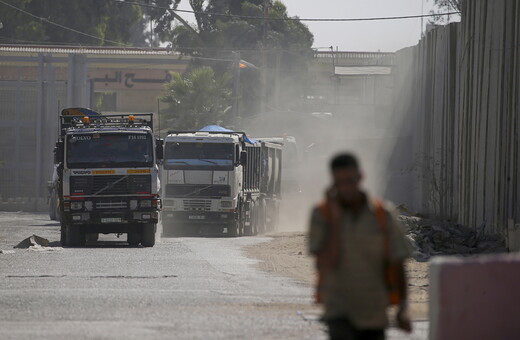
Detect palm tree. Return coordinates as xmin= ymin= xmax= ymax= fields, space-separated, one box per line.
xmin=161 ymin=66 xmax=233 ymax=130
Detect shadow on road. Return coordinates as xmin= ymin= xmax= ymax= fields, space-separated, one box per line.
xmin=29 ymin=222 xmax=61 ymax=227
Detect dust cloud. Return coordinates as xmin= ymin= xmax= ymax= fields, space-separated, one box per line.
xmin=245 ymin=72 xmax=416 ymax=232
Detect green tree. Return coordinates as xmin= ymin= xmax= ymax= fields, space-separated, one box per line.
xmin=0 ymin=0 xmax=145 ymax=46
xmin=161 ymin=66 xmax=233 ymax=130
xmin=428 ymin=0 xmax=462 ymax=24
xmin=433 ymin=0 xmax=461 ymax=11
xmin=160 ymin=0 xmax=314 ymax=119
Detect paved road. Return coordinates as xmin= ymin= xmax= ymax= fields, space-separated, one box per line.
xmin=0 ymin=212 xmax=427 ymax=339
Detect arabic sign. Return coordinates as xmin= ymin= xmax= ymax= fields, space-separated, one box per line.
xmin=90 ymin=69 xmax=173 ymax=90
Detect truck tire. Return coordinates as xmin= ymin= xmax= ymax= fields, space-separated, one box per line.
xmin=127 ymin=232 xmax=141 ymax=246
xmin=141 ymin=223 xmax=156 ymax=247
xmin=60 ymin=223 xmax=66 ymax=246
xmin=257 ymin=200 xmax=267 ymax=235
xmin=66 ymin=223 xmax=85 ymax=247
xmin=162 ymin=222 xmax=185 ymax=237
xmin=252 ymin=204 xmax=259 ymax=236
xmin=228 ymin=220 xmax=242 ymax=237
xmin=244 ymin=203 xmax=257 ymax=236
xmin=266 ymin=202 xmax=279 ymax=232
xmin=49 ymin=190 xmax=57 ymax=221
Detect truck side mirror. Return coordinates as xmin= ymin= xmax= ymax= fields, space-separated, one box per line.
xmin=155 ymin=139 xmax=164 ymax=160
xmin=54 ymin=141 xmax=64 ymax=164
xmin=240 ymin=151 xmax=248 ymax=166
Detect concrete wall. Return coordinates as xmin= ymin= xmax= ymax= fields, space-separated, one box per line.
xmin=429 ymin=254 xmax=520 ymax=340
xmin=393 ymin=0 xmax=520 ymax=235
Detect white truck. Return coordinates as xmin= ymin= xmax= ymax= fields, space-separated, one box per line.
xmin=161 ymin=126 xmax=282 ymax=237
xmin=54 ymin=108 xmax=163 ymax=247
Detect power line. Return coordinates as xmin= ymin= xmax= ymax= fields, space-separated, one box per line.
xmin=0 ymin=0 xmax=127 ymax=46
xmin=107 ymin=0 xmax=461 ymax=22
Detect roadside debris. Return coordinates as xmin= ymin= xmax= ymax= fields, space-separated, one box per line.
xmin=14 ymin=235 xmax=49 ymax=248
xmin=13 ymin=235 xmax=63 ymax=251
xmin=0 ymin=249 xmax=15 ymax=254
xmin=399 ymin=216 xmax=506 ymax=261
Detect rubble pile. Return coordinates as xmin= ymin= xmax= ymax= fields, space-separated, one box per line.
xmin=398 ymin=216 xmax=507 ymax=261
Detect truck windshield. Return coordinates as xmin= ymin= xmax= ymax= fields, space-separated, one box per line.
xmin=164 ymin=142 xmax=234 ymax=170
xmin=67 ymin=133 xmax=153 ymax=168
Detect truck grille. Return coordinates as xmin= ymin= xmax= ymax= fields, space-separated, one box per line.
xmin=70 ymin=175 xmax=151 ymax=195
xmin=165 ymin=184 xmax=230 ymax=198
xmin=183 ymin=199 xmax=211 ymax=211
xmin=95 ymin=200 xmax=128 ymax=209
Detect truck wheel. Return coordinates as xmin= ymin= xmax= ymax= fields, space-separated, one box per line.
xmin=228 ymin=220 xmax=241 ymax=237
xmin=127 ymin=232 xmax=141 ymax=246
xmin=163 ymin=223 xmax=185 ymax=237
xmin=66 ymin=224 xmax=85 ymax=247
xmin=257 ymin=201 xmax=267 ymax=235
xmin=60 ymin=223 xmax=67 ymax=246
xmin=244 ymin=203 xmax=257 ymax=236
xmin=141 ymin=223 xmax=156 ymax=247
xmin=266 ymin=203 xmax=279 ymax=232
xmin=56 ymin=198 xmax=61 ymax=222
xmin=49 ymin=190 xmax=57 ymax=221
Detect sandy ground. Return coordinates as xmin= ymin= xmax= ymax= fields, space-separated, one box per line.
xmin=245 ymin=232 xmax=429 ymax=321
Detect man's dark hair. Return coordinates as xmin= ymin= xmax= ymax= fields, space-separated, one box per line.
xmin=330 ymin=153 xmax=359 ymax=171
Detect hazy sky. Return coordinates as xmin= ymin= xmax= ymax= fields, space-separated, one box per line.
xmin=176 ymin=0 xmax=458 ymax=52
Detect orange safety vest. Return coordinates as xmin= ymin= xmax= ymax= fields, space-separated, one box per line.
xmin=315 ymin=198 xmax=401 ymax=306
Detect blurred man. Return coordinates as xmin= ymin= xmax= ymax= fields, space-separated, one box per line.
xmin=308 ymin=153 xmax=411 ymax=340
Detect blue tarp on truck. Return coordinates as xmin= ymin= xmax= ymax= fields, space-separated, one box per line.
xmin=199 ymin=125 xmax=258 ymax=144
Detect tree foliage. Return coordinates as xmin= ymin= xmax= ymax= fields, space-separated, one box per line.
xmin=432 ymin=0 xmax=461 ymax=11
xmin=161 ymin=66 xmax=233 ymax=130
xmin=428 ymin=0 xmax=462 ymax=24
xmin=164 ymin=0 xmax=313 ymax=52
xmin=0 ymin=0 xmax=145 ymax=46
xmin=159 ymin=0 xmax=314 ymax=120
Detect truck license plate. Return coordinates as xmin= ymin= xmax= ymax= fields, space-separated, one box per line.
xmin=188 ymin=215 xmax=205 ymax=220
xmin=101 ymin=217 xmax=122 ymax=223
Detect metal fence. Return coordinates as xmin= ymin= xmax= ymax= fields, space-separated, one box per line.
xmin=0 ymin=48 xmax=189 ymax=211
xmin=393 ymin=0 xmax=520 ymax=235
xmin=0 ymin=57 xmax=67 ymax=202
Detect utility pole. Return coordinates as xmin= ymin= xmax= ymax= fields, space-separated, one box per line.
xmin=263 ymin=0 xmax=269 ymax=44
xmin=421 ymin=0 xmax=424 ymax=38
xmin=148 ymin=0 xmax=153 ymax=49
xmin=232 ymin=51 xmax=241 ymax=120
xmin=261 ymin=0 xmax=269 ymax=115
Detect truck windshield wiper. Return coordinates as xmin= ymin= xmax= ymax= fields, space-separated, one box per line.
xmin=169 ymin=160 xmax=189 ymax=165
xmin=199 ymin=159 xmax=219 ymax=165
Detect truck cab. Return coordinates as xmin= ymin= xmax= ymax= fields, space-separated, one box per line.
xmin=161 ymin=127 xmax=282 ymax=237
xmin=56 ymin=111 xmax=163 ymax=247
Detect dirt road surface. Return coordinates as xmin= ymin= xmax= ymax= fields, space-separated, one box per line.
xmin=0 ymin=212 xmax=427 ymax=339
xmin=245 ymin=232 xmax=430 ymax=339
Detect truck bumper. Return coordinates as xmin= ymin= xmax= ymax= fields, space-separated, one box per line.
xmin=64 ymin=210 xmax=159 ymax=232
xmin=161 ymin=211 xmax=237 ymax=236
xmin=162 ymin=211 xmax=235 ymax=227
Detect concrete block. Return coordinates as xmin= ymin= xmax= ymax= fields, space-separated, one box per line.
xmin=507 ymin=220 xmax=520 ymax=252
xmin=429 ymin=254 xmax=520 ymax=340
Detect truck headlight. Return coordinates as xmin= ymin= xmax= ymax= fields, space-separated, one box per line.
xmin=71 ymin=202 xmax=83 ymax=210
xmin=139 ymin=200 xmax=152 ymax=208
